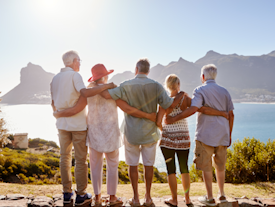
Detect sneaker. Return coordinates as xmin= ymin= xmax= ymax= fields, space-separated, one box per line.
xmin=63 ymin=192 xmax=74 ymax=204
xmin=75 ymin=193 xmax=92 ymax=206
xmin=217 ymin=194 xmax=227 ymax=203
xmin=198 ymin=195 xmax=216 ymax=206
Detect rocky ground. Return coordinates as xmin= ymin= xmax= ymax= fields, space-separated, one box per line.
xmin=0 ymin=194 xmax=275 ymax=207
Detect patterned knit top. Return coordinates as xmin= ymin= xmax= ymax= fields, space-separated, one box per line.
xmin=160 ymin=97 xmax=190 ymax=150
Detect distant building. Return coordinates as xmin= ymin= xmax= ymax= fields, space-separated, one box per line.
xmin=13 ymin=133 xmax=28 ymax=149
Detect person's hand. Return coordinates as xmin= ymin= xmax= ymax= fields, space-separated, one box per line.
xmin=108 ymin=82 xmax=117 ymax=89
xmin=164 ymin=115 xmax=174 ymax=125
xmin=53 ymin=111 xmax=59 ymax=119
xmin=147 ymin=112 xmax=157 ymax=122
xmin=176 ymin=91 xmax=185 ymax=99
xmin=222 ymin=111 xmax=229 ymax=120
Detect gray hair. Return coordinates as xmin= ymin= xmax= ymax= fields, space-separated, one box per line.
xmin=62 ymin=50 xmax=79 ymax=66
xmin=201 ymin=64 xmax=217 ymax=80
xmin=136 ymin=58 xmax=150 ymax=73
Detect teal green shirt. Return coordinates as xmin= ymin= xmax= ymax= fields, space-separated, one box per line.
xmin=108 ymin=74 xmax=173 ymax=145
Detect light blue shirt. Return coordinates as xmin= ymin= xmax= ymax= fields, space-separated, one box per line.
xmin=108 ymin=74 xmax=174 ymax=145
xmin=191 ymin=79 xmax=234 ymax=147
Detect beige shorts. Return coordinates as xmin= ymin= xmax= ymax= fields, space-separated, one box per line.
xmin=194 ymin=140 xmax=227 ymax=172
xmin=124 ymin=137 xmax=157 ymax=166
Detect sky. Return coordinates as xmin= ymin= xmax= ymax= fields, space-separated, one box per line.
xmin=1 ymin=0 xmax=275 ymax=95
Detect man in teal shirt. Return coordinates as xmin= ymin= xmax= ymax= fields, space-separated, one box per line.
xmin=102 ymin=58 xmax=183 ymax=206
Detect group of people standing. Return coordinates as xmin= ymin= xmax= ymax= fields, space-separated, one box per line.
xmin=50 ymin=50 xmax=234 ymax=207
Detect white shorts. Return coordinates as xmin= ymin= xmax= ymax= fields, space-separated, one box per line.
xmin=124 ymin=137 xmax=157 ymax=166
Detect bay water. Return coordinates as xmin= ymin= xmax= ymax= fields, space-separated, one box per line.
xmin=1 ymin=103 xmax=275 ymax=173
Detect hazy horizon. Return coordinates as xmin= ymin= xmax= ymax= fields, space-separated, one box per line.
xmin=1 ymin=0 xmax=275 ymax=95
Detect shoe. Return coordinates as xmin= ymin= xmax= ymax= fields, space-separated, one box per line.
xmin=63 ymin=192 xmax=74 ymax=204
xmin=164 ymin=198 xmax=177 ymax=207
xmin=198 ymin=196 xmax=216 ymax=206
xmin=109 ymin=197 xmax=123 ymax=206
xmin=217 ymin=194 xmax=227 ymax=203
xmin=75 ymin=193 xmax=92 ymax=206
xmin=128 ymin=198 xmax=141 ymax=207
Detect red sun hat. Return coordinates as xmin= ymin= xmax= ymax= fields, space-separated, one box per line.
xmin=88 ymin=64 xmax=114 ymax=82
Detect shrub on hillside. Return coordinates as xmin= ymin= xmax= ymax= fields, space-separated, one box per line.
xmin=225 ymin=137 xmax=275 ymax=183
xmin=190 ymin=137 xmax=275 ymax=184
xmin=28 ymin=138 xmax=59 ymax=149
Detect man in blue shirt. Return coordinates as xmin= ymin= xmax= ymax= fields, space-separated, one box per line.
xmin=166 ymin=64 xmax=234 ymax=206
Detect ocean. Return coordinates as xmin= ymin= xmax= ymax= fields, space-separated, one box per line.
xmin=0 ymin=103 xmax=275 ymax=173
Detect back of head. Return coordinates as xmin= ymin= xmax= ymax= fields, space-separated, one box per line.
xmin=165 ymin=74 xmax=180 ymax=92
xmin=201 ymin=64 xmax=217 ymax=80
xmin=62 ymin=50 xmax=79 ymax=66
xmin=136 ymin=58 xmax=150 ymax=74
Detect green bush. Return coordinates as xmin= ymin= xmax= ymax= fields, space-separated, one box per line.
xmin=225 ymin=137 xmax=275 ymax=183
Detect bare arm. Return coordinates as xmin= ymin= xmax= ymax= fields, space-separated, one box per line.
xmin=116 ymin=99 xmax=156 ymax=122
xmin=162 ymin=93 xmax=192 ymax=126
xmin=165 ymin=106 xmax=199 ymax=124
xmin=156 ymin=106 xmax=165 ymax=130
xmin=100 ymin=89 xmax=113 ymax=99
xmin=167 ymin=91 xmax=185 ymax=110
xmin=198 ymin=107 xmax=229 ymax=119
xmin=51 ymin=100 xmax=57 ymax=112
xmin=53 ymin=96 xmax=87 ymax=118
xmin=228 ymin=110 xmax=234 ymax=147
xmin=80 ymin=83 xmax=116 ymax=98
xmin=180 ymin=95 xmax=192 ymax=111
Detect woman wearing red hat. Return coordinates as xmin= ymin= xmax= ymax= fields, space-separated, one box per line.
xmin=54 ymin=64 xmax=156 ymax=206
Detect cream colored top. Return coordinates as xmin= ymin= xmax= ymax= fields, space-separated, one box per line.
xmin=86 ymin=83 xmax=122 ymax=153
xmin=50 ymin=67 xmax=87 ymax=131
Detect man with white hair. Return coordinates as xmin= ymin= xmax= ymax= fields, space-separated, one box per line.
xmin=165 ymin=64 xmax=234 ymax=206
xmin=50 ymin=50 xmax=115 ymax=206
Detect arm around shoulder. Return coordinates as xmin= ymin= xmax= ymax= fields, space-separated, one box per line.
xmin=80 ymin=83 xmax=116 ymax=98
xmin=53 ymin=95 xmax=87 ymax=118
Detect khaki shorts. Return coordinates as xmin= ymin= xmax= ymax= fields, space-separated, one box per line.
xmin=193 ymin=140 xmax=227 ymax=172
xmin=124 ymin=137 xmax=157 ymax=166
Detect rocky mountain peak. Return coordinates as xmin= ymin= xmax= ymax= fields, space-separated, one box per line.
xmin=205 ymin=50 xmax=221 ymax=56
xmin=268 ymin=50 xmax=275 ymax=57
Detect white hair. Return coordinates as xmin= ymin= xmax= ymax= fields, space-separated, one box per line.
xmin=62 ymin=50 xmax=79 ymax=66
xmin=201 ymin=64 xmax=217 ymax=80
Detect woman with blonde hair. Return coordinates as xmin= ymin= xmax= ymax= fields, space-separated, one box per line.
xmin=157 ymin=74 xmax=228 ymax=207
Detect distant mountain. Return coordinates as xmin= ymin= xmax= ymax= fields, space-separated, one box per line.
xmin=195 ymin=51 xmax=275 ymax=98
xmin=110 ymin=71 xmax=135 ymax=86
xmin=110 ymin=51 xmax=275 ymax=99
xmin=1 ymin=63 xmax=54 ymax=104
xmin=268 ymin=50 xmax=275 ymax=57
xmin=2 ymin=51 xmax=275 ymax=104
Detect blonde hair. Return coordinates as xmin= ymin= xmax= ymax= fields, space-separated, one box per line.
xmin=165 ymin=74 xmax=180 ymax=92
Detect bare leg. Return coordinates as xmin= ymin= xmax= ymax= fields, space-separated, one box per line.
xmin=129 ymin=166 xmax=139 ymax=203
xmin=202 ymin=171 xmax=213 ymax=199
xmin=110 ymin=195 xmax=120 ymax=203
xmin=181 ymin=173 xmax=191 ymax=204
xmin=216 ymin=169 xmax=225 ymax=196
xmin=95 ymin=193 xmax=101 ymax=203
xmin=167 ymin=173 xmax=178 ymax=205
xmin=144 ymin=166 xmax=153 ymax=203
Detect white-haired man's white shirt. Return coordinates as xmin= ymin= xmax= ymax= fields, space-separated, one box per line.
xmin=50 ymin=67 xmax=87 ymax=131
